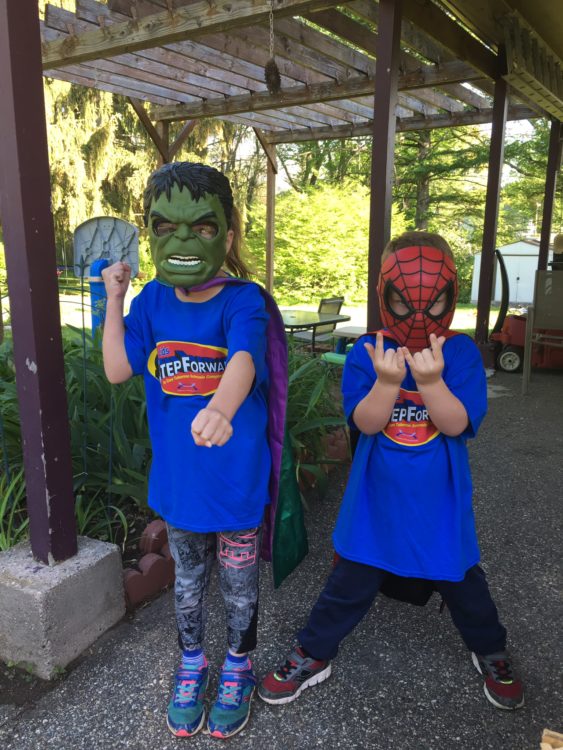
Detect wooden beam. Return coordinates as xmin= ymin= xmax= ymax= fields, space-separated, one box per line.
xmin=401 ymin=0 xmax=499 ymax=79
xmin=273 ymin=16 xmax=374 ymax=76
xmin=153 ymin=60 xmax=480 ymax=122
xmin=265 ymin=105 xmax=537 ymax=142
xmin=43 ymin=65 xmax=177 ymax=105
xmin=91 ymin=0 xmax=350 ymax=88
xmin=44 ymin=5 xmax=254 ymax=99
xmin=253 ymin=128 xmax=278 ymax=173
xmin=439 ymin=0 xmax=510 ymax=52
xmin=347 ymin=0 xmax=493 ymax=108
xmin=76 ymin=0 xmax=407 ymax=128
xmin=51 ymin=4 xmax=382 ymax=130
xmin=76 ymin=0 xmax=319 ymax=87
xmin=168 ymin=120 xmax=198 ymax=160
xmin=128 ymin=97 xmax=171 ymax=162
xmin=41 ymin=0 xmax=338 ymax=69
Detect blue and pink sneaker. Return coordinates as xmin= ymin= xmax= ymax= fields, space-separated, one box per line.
xmin=208 ymin=659 xmax=257 ymax=739
xmin=166 ymin=661 xmax=209 ymax=737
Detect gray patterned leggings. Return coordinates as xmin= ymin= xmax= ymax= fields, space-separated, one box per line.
xmin=166 ymin=524 xmax=261 ymax=654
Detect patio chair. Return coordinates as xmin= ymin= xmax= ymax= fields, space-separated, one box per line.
xmin=292 ymin=296 xmax=344 ymax=353
xmin=521 ymin=270 xmax=563 ymax=394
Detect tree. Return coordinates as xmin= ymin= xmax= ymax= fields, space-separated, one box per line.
xmin=246 ymin=181 xmax=407 ymax=303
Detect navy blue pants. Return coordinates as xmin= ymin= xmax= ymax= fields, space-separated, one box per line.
xmin=298 ymin=558 xmax=507 ymax=660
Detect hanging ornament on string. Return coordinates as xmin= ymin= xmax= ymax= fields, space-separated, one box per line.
xmin=264 ymin=0 xmax=282 ymax=95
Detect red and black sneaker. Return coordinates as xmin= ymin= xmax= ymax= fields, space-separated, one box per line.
xmin=258 ymin=646 xmax=331 ymax=705
xmin=471 ymin=651 xmax=524 ymax=710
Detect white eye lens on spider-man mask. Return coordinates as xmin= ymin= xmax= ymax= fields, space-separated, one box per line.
xmin=377 ymin=245 xmax=458 ymax=351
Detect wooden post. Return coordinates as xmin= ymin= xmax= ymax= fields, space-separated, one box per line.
xmin=475 ymin=75 xmax=508 ymax=362
xmin=253 ymin=129 xmax=278 ymax=293
xmin=0 ymin=0 xmax=77 ymax=563
xmin=367 ymin=0 xmax=402 ymax=330
xmin=265 ymin=147 xmax=277 ymax=293
xmin=538 ymin=119 xmax=562 ymax=271
xmin=157 ymin=121 xmax=170 ymax=166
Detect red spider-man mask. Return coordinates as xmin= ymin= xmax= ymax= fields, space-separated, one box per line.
xmin=377 ymin=245 xmax=458 ymax=351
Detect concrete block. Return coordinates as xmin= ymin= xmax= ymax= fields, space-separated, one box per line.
xmin=0 ymin=536 xmax=125 ymax=679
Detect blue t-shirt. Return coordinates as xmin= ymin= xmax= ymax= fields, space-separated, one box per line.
xmin=333 ymin=333 xmax=487 ymax=581
xmin=124 ymin=279 xmax=271 ymax=532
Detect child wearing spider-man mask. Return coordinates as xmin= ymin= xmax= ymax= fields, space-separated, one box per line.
xmin=259 ymin=231 xmax=524 ymax=711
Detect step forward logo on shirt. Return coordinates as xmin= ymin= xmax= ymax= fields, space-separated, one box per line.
xmin=148 ymin=340 xmax=227 ymax=396
xmin=383 ymin=388 xmax=440 ymax=446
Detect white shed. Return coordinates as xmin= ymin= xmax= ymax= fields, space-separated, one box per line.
xmin=471 ymin=239 xmax=554 ymax=305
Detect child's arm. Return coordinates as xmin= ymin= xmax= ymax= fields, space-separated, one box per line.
xmin=101 ymin=262 xmax=134 ymax=384
xmin=402 ymin=333 xmax=469 ymax=436
xmin=352 ymin=332 xmax=406 ymax=434
xmin=191 ymin=351 xmax=255 ymax=448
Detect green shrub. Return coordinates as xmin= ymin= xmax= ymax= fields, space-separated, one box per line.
xmin=286 ymin=342 xmax=347 ymax=490
xmin=0 ymin=324 xmax=347 ymax=550
xmin=0 ymin=328 xmax=151 ymax=551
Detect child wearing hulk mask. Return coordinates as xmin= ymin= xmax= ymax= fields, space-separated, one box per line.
xmin=102 ymin=162 xmax=287 ymax=739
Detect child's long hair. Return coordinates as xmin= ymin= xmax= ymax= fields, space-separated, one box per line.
xmin=143 ymin=161 xmax=251 ymax=279
xmin=225 ymin=205 xmax=251 ymax=279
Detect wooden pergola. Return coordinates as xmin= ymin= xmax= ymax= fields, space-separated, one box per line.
xmin=0 ymin=0 xmax=561 ymax=565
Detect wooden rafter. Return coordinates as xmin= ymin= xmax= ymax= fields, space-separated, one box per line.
xmin=41 ymin=0 xmax=339 ymax=70
xmin=75 ymin=0 xmax=319 ymax=87
xmin=253 ymin=128 xmax=278 ymax=173
xmin=400 ymin=0 xmax=499 ymax=79
xmin=168 ymin=120 xmax=198 ymax=160
xmin=346 ymin=0 xmax=493 ymax=107
xmin=128 ymin=97 xmax=169 ymax=161
xmin=265 ymin=105 xmax=537 ymax=142
xmin=68 ymin=0 xmax=492 ymax=127
xmin=153 ymin=60 xmax=480 ymax=122
xmin=73 ymin=0 xmax=384 ymax=125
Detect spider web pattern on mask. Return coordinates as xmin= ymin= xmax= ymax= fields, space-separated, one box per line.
xmin=378 ymin=245 xmax=458 ymax=350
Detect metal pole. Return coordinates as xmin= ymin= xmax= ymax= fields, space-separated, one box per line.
xmin=0 ymin=0 xmax=77 ymax=563
xmin=367 ymin=0 xmax=402 ymax=331
xmin=538 ymin=119 xmax=562 ymax=271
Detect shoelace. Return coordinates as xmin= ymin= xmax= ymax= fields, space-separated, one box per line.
xmin=174 ymin=669 xmax=203 ymax=705
xmin=488 ymin=659 xmax=514 ymax=684
xmin=275 ymin=657 xmax=298 ymax=679
xmin=218 ymin=679 xmax=242 ymax=707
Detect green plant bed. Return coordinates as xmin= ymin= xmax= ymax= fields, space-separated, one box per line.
xmin=0 ymin=327 xmax=154 ymax=552
xmin=286 ymin=342 xmax=348 ymax=494
xmin=0 ymin=331 xmax=349 ymax=552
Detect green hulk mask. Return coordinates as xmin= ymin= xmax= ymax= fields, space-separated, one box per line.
xmin=143 ymin=162 xmax=234 ymax=289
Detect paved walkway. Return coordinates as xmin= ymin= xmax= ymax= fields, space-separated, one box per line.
xmin=0 ymin=370 xmax=561 ymax=750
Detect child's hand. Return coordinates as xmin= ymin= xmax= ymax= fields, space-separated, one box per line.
xmin=191 ymin=407 xmax=233 ymax=448
xmin=102 ymin=262 xmax=131 ymax=300
xmin=364 ymin=331 xmax=406 ymax=386
xmin=402 ymin=333 xmax=446 ymax=386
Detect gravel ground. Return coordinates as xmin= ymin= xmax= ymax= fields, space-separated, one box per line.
xmin=0 ymin=370 xmax=561 ymax=750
